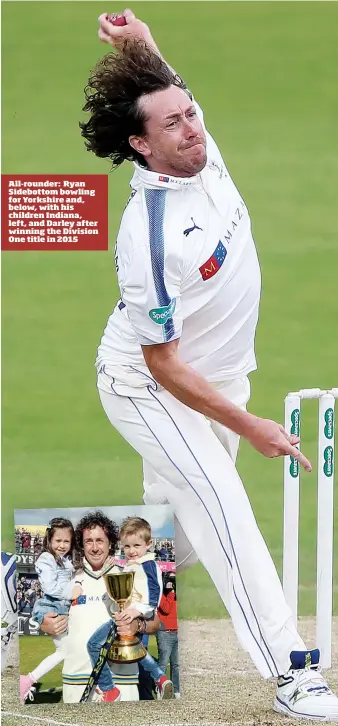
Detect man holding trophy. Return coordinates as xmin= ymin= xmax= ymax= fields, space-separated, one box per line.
xmin=40 ymin=511 xmax=163 ymax=702
xmin=85 ymin=516 xmax=174 ymax=701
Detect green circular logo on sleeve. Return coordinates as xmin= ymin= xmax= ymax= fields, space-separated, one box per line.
xmin=149 ymin=298 xmax=176 ymax=325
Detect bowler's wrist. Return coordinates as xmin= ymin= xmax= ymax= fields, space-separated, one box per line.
xmin=241 ymin=412 xmax=262 ymax=438
xmin=229 ymin=409 xmax=259 ymax=439
xmin=144 ymin=33 xmax=161 ymax=56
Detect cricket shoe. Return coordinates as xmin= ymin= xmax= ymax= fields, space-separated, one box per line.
xmin=274 ymin=649 xmax=338 ymax=721
xmin=19 ymin=674 xmax=37 ymax=704
xmin=156 ymin=675 xmax=174 ymax=699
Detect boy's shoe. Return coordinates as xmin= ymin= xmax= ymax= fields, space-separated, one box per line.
xmin=95 ymin=685 xmax=121 ymax=702
xmin=19 ymin=674 xmax=36 ymax=703
xmin=102 ymin=686 xmax=121 ymax=702
xmin=274 ymin=650 xmax=338 ymax=721
xmin=174 ymin=692 xmax=180 ymax=699
xmin=156 ymin=675 xmax=174 ymax=700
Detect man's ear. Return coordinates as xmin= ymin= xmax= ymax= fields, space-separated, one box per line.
xmin=129 ymin=135 xmax=151 ymax=159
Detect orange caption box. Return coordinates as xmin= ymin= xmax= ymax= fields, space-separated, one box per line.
xmin=1 ymin=175 xmax=108 ymax=251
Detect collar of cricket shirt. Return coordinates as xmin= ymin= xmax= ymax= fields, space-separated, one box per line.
xmin=131 ymin=162 xmax=201 ymax=190
xmin=125 ymin=553 xmax=156 ymax=566
xmin=82 ymin=558 xmax=121 ymax=580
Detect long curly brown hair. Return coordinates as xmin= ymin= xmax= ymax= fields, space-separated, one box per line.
xmin=79 ymin=39 xmax=188 ymax=168
xmin=74 ymin=510 xmax=119 ymax=569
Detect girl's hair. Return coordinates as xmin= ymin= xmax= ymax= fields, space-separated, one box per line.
xmin=42 ymin=518 xmax=76 ymax=568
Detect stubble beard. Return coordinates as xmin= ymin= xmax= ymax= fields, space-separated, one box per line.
xmin=170 ymin=146 xmax=207 ymax=177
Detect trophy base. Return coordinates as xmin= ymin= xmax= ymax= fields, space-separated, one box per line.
xmin=108 ymin=636 xmax=147 ymax=664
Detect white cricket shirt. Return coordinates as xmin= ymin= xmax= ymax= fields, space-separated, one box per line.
xmin=63 ymin=561 xmax=139 ymax=694
xmin=96 ymin=102 xmax=261 ymax=388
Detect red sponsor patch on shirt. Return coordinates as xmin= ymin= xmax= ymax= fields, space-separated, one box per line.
xmin=199 ymin=241 xmax=227 ymax=280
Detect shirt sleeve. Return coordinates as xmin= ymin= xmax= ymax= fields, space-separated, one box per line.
xmin=117 ymin=191 xmax=183 ymax=346
xmin=158 ymin=591 xmax=175 ymax=615
xmin=35 ymin=553 xmax=73 ymax=600
xmin=129 ymin=561 xmax=163 ymax=617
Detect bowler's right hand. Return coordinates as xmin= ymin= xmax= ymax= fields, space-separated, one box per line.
xmin=98 ymin=9 xmax=160 ymax=54
xmin=40 ymin=612 xmax=68 ymax=637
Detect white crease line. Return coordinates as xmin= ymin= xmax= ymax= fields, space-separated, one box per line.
xmin=1 ymin=713 xmax=230 ymax=726
xmin=1 ymin=712 xmax=83 ymax=726
xmin=1 ymin=718 xmax=230 ymax=726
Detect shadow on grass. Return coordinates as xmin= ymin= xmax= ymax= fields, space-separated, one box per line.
xmin=25 ymin=682 xmax=62 ymax=705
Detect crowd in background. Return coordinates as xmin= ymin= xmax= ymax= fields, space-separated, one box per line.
xmin=15 ymin=528 xmax=44 ymax=555
xmin=153 ymin=540 xmax=175 ymax=562
xmin=15 ymin=528 xmax=175 ymax=561
xmin=17 ymin=576 xmax=43 ymax=614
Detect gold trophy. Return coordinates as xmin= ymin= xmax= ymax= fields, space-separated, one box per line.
xmin=103 ymin=572 xmax=147 ymax=663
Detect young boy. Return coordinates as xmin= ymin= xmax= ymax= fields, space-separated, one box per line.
xmin=86 ymin=517 xmax=174 ymax=701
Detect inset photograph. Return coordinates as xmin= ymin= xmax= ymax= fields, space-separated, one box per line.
xmin=1 ymin=551 xmax=18 ymax=672
xmin=15 ymin=505 xmax=179 ymax=704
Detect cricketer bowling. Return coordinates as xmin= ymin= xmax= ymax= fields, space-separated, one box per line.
xmin=79 ymin=9 xmax=338 ymax=720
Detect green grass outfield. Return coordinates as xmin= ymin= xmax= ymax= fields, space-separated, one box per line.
xmin=2 ymin=2 xmax=338 ymax=618
xmin=18 ymin=633 xmax=161 ymax=692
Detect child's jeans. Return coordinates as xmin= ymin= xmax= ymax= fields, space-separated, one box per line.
xmin=139 ymin=632 xmax=165 ymax=682
xmin=140 ymin=650 xmax=164 ymax=682
xmin=87 ymin=622 xmax=165 ymax=692
xmin=32 ymin=595 xmax=70 ymax=627
xmin=87 ymin=621 xmax=117 ymax=692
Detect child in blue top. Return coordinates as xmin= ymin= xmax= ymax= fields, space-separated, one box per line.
xmin=86 ymin=517 xmax=174 ymax=701
xmin=19 ymin=518 xmax=81 ymax=703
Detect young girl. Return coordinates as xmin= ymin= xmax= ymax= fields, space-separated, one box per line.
xmin=19 ymin=518 xmax=82 ymax=703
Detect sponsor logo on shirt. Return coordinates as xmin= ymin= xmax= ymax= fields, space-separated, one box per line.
xmin=208 ymin=159 xmax=227 ymax=180
xmin=199 ymin=241 xmax=227 ymax=280
xmin=149 ymin=298 xmax=176 ymax=325
xmin=223 ymin=200 xmax=246 ymax=243
xmin=183 ymin=217 xmax=203 ymax=237
xmin=157 ymin=175 xmax=192 ymax=186
xmin=72 ymin=595 xmax=87 ymax=606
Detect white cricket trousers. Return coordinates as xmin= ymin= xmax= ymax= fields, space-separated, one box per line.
xmin=31 ymin=633 xmax=67 ymax=681
xmin=98 ymin=372 xmax=306 ymax=679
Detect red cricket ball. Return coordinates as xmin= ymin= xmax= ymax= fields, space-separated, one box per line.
xmin=106 ymin=13 xmax=127 ymax=26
